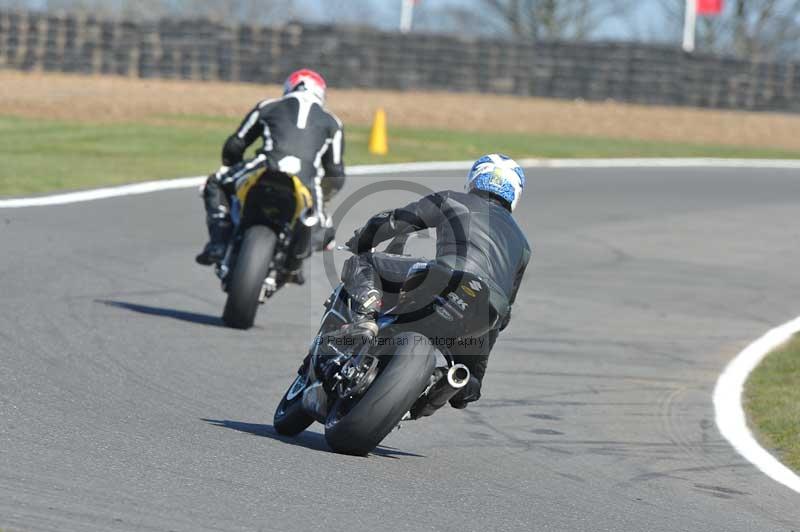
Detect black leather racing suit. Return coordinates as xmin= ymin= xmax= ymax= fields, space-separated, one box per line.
xmin=202 ymin=90 xmax=345 ymax=240
xmin=344 ymin=189 xmax=531 ymax=407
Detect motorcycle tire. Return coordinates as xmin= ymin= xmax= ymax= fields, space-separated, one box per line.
xmin=273 ymin=373 xmax=314 ymax=436
xmin=222 ymin=225 xmax=276 ymax=330
xmin=324 ymin=332 xmax=436 ymax=456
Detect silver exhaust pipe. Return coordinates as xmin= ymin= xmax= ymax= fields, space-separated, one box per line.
xmin=410 ymin=364 xmax=470 ymax=419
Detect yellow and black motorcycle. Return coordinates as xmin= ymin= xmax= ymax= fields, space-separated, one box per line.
xmin=215 ymin=154 xmax=319 ymax=329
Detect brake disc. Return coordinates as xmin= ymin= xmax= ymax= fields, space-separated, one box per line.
xmin=336 ymin=354 xmax=380 ymax=399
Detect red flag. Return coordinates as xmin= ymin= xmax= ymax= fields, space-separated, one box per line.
xmin=697 ymin=0 xmax=723 ymax=15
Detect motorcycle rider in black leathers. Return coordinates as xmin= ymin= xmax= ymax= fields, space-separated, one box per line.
xmin=339 ymin=154 xmax=530 ymax=409
xmin=196 ymin=69 xmax=345 ymax=267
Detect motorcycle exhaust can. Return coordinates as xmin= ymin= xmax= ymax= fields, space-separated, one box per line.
xmin=411 ymin=364 xmax=470 ymax=419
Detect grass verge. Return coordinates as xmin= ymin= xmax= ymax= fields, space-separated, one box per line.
xmin=3 ymin=114 xmax=800 ymax=196
xmin=744 ymin=334 xmax=800 ymax=472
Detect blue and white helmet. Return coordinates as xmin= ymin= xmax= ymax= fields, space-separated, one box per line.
xmin=466 ymin=154 xmax=526 ymax=211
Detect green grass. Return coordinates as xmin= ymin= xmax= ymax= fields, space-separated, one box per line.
xmin=744 ymin=334 xmax=800 ymax=472
xmin=3 ymin=114 xmax=800 ymax=196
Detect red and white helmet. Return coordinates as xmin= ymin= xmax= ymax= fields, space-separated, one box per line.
xmin=283 ymin=69 xmax=327 ymax=102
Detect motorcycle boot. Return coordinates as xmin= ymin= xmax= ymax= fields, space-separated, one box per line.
xmin=332 ymin=288 xmax=381 ymax=342
xmin=196 ymin=210 xmax=233 ymax=265
xmin=284 ymin=264 xmax=306 ymax=286
xmin=449 ymin=375 xmax=482 ymax=409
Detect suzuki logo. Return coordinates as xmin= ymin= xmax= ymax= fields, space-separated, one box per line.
xmin=448 ymin=292 xmax=468 ymax=311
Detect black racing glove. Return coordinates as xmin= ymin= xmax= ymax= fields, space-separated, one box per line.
xmin=344 ymin=227 xmax=376 ymax=254
xmin=344 ymin=230 xmax=362 ymax=253
xmin=344 ymin=210 xmax=396 ymax=254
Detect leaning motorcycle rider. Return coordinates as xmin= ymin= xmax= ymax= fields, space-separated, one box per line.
xmin=337 ymin=154 xmax=531 ymax=409
xmin=196 ymin=69 xmax=346 ymax=270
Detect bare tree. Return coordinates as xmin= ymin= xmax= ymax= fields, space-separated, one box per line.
xmin=739 ymin=0 xmax=800 ymax=59
xmin=0 ymin=0 xmax=34 ymax=8
xmin=42 ymin=0 xmax=119 ymax=17
xmin=119 ymin=0 xmax=170 ymax=20
xmin=171 ymin=0 xmax=290 ymax=24
xmin=414 ymin=1 xmax=503 ymax=35
xmin=472 ymin=0 xmax=634 ymax=41
xmin=9 ymin=0 xmax=292 ymax=23
xmin=298 ymin=0 xmax=379 ymax=26
xmin=657 ymin=0 xmax=800 ymax=59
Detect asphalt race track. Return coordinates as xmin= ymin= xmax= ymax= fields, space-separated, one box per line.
xmin=2 ymin=167 xmax=800 ymax=531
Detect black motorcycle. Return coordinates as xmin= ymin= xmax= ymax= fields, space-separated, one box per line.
xmin=215 ymin=154 xmax=320 ymax=329
xmin=273 ymin=235 xmax=497 ymax=455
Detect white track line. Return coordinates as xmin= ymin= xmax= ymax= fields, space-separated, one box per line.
xmin=350 ymin=157 xmax=800 ymax=174
xmin=714 ymin=316 xmax=800 ymax=494
xmin=3 ymin=158 xmax=800 ymax=209
xmin=0 ymin=176 xmax=206 ymax=208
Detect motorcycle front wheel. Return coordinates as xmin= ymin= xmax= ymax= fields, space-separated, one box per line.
xmin=273 ymin=372 xmax=314 ymax=436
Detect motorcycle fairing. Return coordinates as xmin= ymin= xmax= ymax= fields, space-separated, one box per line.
xmin=235 ymin=170 xmax=314 ymax=232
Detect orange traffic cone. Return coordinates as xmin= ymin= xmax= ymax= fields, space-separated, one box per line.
xmin=368 ymin=108 xmax=388 ymax=156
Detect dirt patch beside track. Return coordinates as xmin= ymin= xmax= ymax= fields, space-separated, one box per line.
xmin=3 ymin=70 xmax=800 ymax=150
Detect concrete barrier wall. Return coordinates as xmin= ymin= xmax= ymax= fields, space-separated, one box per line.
xmin=2 ymin=10 xmax=799 ymax=112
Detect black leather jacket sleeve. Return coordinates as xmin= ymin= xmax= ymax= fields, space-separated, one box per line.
xmin=349 ymin=193 xmax=445 ymax=253
xmin=321 ymin=125 xmax=345 ymax=179
xmin=221 ymin=106 xmax=266 ymax=167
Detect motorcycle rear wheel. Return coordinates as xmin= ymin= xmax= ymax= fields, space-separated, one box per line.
xmin=324 ymin=332 xmax=436 ymax=456
xmin=222 ymin=225 xmax=276 ymax=329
